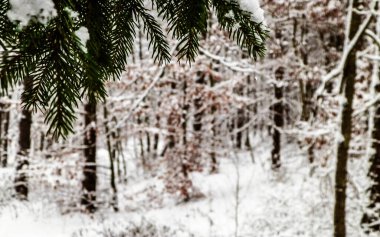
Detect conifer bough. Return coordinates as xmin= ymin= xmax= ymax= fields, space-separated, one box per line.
xmin=0 ymin=0 xmax=268 ymax=138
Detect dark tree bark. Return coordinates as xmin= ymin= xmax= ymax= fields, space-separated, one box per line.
xmin=137 ymin=115 xmax=146 ymax=169
xmin=362 ymin=83 xmax=380 ymax=233
xmin=209 ymin=74 xmax=218 ymax=173
xmin=40 ymin=132 xmax=53 ymax=159
xmin=236 ymin=108 xmax=245 ymax=149
xmin=334 ymin=1 xmax=362 ymax=236
xmin=361 ymin=17 xmax=380 ymax=235
xmin=146 ymin=125 xmax=151 ymax=155
xmin=161 ymin=112 xmax=176 ymax=157
xmin=81 ymin=101 xmax=97 ymax=213
xmin=39 ymin=132 xmax=44 ymax=152
xmin=0 ymin=100 xmax=10 ymax=167
xmin=160 ymin=82 xmax=177 ymax=158
xmin=233 ymin=80 xmax=245 ymax=149
xmin=153 ymin=114 xmax=160 ymax=157
xmin=244 ymin=76 xmax=253 ymax=153
xmin=15 ymin=78 xmax=32 ymax=200
xmin=193 ymin=71 xmax=205 ymax=173
xmin=193 ymin=71 xmax=205 ymax=137
xmin=271 ymin=67 xmax=284 ymax=170
xmin=181 ymin=80 xmax=190 ymax=201
xmin=298 ymin=44 xmax=316 ymax=163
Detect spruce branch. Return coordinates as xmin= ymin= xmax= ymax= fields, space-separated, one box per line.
xmin=211 ymin=0 xmax=268 ymax=60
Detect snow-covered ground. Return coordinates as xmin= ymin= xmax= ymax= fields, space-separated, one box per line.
xmin=0 ymin=139 xmax=370 ymax=237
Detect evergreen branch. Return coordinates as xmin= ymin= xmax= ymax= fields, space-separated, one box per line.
xmin=211 ymin=0 xmax=268 ymax=60
xmin=0 ymin=0 xmax=15 ymax=46
xmin=134 ymin=1 xmax=170 ymax=64
xmin=108 ymin=0 xmax=137 ymax=78
xmin=22 ymin=10 xmax=85 ymax=138
xmin=0 ymin=0 xmax=270 ymax=138
xmin=0 ymin=23 xmax=47 ymax=94
xmin=153 ymin=0 xmax=177 ymax=21
xmin=80 ymin=0 xmax=111 ymax=102
xmin=0 ymin=50 xmax=27 ymax=94
xmin=155 ymin=0 xmax=209 ymax=61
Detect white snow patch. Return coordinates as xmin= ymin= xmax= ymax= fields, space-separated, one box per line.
xmin=75 ymin=27 xmax=89 ymax=51
xmin=335 ymin=131 xmax=345 ymax=143
xmin=239 ymin=0 xmax=265 ymax=23
xmin=7 ymin=0 xmax=57 ymax=26
xmin=64 ymin=7 xmax=79 ymax=19
xmin=225 ymin=10 xmax=234 ymax=19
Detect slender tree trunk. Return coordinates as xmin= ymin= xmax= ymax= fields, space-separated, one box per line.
xmin=161 ymin=82 xmax=177 ymax=158
xmin=193 ymin=72 xmax=204 ymax=140
xmin=111 ymin=116 xmax=126 ymax=182
xmin=118 ymin=129 xmax=127 ymax=182
xmin=361 ymin=13 xmax=380 ymax=234
xmin=153 ymin=114 xmax=160 ymax=157
xmin=234 ymin=83 xmax=245 ymax=149
xmin=40 ymin=132 xmax=53 ymax=159
xmin=236 ymin=108 xmax=245 ymax=149
xmin=137 ymin=116 xmax=147 ymax=170
xmin=271 ymin=67 xmax=284 ymax=170
xmin=0 ymin=100 xmax=10 ymax=167
xmin=334 ymin=1 xmax=362 ymax=236
xmin=361 ymin=69 xmax=380 ymax=233
xmin=146 ymin=127 xmax=151 ymax=156
xmin=81 ymin=101 xmax=97 ymax=212
xmin=103 ymin=103 xmax=118 ymax=212
xmin=39 ymin=132 xmax=45 ymax=152
xmin=193 ymin=71 xmax=205 ymax=173
xmin=181 ymin=80 xmax=190 ymax=201
xmin=244 ymin=76 xmax=253 ymax=154
xmin=161 ymin=112 xmax=176 ymax=157
xmin=245 ymin=87 xmax=252 ymax=153
xmin=15 ymin=78 xmax=32 ymax=200
xmin=209 ymin=75 xmax=218 ymax=173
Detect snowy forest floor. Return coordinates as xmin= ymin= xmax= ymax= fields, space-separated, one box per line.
xmin=0 ymin=137 xmax=372 ymax=237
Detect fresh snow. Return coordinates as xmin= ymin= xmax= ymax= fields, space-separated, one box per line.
xmin=239 ymin=0 xmax=264 ymax=23
xmin=75 ymin=27 xmax=90 ymax=51
xmin=0 ymin=139 xmax=368 ymax=236
xmin=7 ymin=0 xmax=57 ymax=26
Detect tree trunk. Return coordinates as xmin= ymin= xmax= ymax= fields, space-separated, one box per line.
xmin=236 ymin=108 xmax=245 ymax=149
xmin=361 ymin=13 xmax=380 ymax=234
xmin=334 ymin=1 xmax=361 ymax=236
xmin=81 ymin=101 xmax=97 ymax=212
xmin=362 ymin=78 xmax=380 ymax=233
xmin=271 ymin=67 xmax=284 ymax=170
xmin=0 ymin=100 xmax=10 ymax=167
xmin=153 ymin=114 xmax=160 ymax=158
xmin=137 ymin=115 xmax=147 ymax=170
xmin=15 ymin=78 xmax=32 ymax=200
xmin=103 ymin=103 xmax=118 ymax=212
xmin=209 ymin=74 xmax=218 ymax=173
xmin=193 ymin=71 xmax=204 ymax=140
xmin=234 ymin=82 xmax=245 ymax=149
xmin=181 ymin=80 xmax=190 ymax=201
xmin=193 ymin=71 xmax=205 ymax=172
xmin=40 ymin=132 xmax=53 ymax=159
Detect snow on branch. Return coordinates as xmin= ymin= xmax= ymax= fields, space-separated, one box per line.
xmin=315 ymin=0 xmax=377 ymax=98
xmin=365 ymin=29 xmax=380 ymax=48
xmin=238 ymin=0 xmax=264 ymax=23
xmin=106 ymin=43 xmax=180 ymax=136
xmin=353 ymin=94 xmax=380 ymax=118
xmin=7 ymin=0 xmax=57 ymax=26
xmin=199 ymin=47 xmax=269 ymax=79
